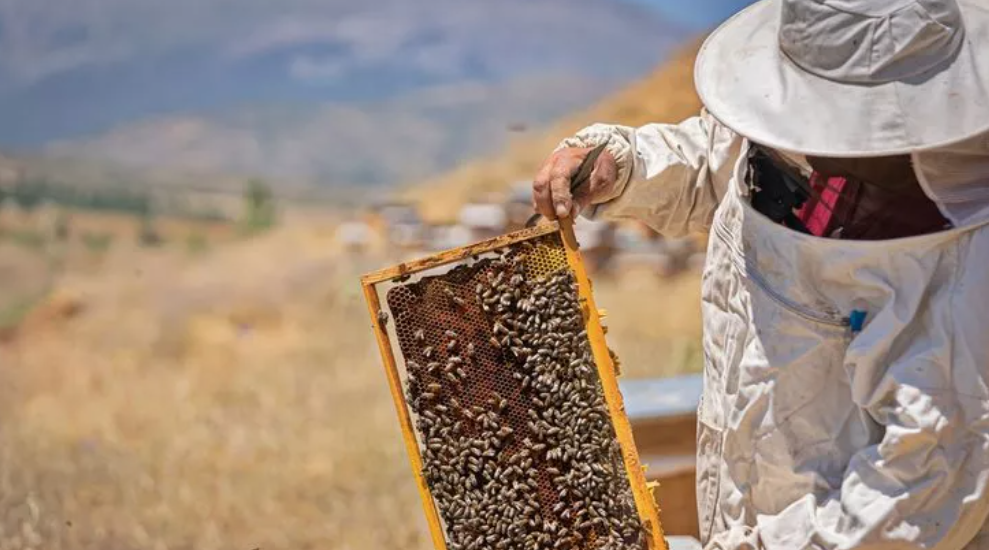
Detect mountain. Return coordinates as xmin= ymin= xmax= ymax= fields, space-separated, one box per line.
xmin=0 ymin=0 xmax=686 ymax=187
xmin=44 ymin=76 xmax=610 ymax=188
xmin=406 ymin=39 xmax=705 ymax=222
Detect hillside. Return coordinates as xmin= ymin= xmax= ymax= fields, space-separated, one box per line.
xmin=405 ymin=39 xmax=705 ymax=223
xmin=44 ymin=76 xmax=610 ymax=188
xmin=0 ymin=0 xmax=684 ymax=189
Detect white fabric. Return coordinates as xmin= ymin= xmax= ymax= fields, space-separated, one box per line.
xmin=562 ymin=117 xmax=989 ymax=549
xmin=573 ymin=218 xmax=611 ymax=250
xmin=780 ymin=0 xmax=965 ymax=84
xmin=694 ymin=0 xmax=989 ymax=157
xmin=703 ymin=149 xmax=989 ymax=550
xmin=563 ymin=110 xmax=742 ymax=237
xmin=915 ymin=132 xmax=989 ymax=225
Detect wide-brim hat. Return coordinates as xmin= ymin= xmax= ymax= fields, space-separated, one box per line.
xmin=695 ymin=0 xmax=989 ymax=157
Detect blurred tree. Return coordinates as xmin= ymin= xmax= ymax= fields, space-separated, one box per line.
xmin=12 ymin=179 xmax=47 ymax=211
xmin=134 ymin=196 xmax=163 ymax=248
xmin=138 ymin=214 xmax=164 ymax=247
xmin=53 ymin=211 xmax=71 ymax=242
xmin=241 ymin=178 xmax=277 ymax=235
xmin=8 ymin=178 xmax=158 ymax=216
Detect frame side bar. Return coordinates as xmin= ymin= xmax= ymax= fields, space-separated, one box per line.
xmin=361 ymin=281 xmax=449 ymax=550
xmin=559 ymin=219 xmax=670 ymax=550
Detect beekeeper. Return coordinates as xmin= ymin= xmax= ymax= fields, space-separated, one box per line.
xmin=532 ymin=0 xmax=989 ymax=548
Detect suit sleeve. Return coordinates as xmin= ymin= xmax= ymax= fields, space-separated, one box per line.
xmin=557 ymin=109 xmax=744 ymax=238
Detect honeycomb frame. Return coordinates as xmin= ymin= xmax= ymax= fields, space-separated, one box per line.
xmin=361 ymin=221 xmax=668 ymax=550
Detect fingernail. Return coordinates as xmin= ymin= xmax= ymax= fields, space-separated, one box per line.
xmin=555 ymin=203 xmax=569 ymax=218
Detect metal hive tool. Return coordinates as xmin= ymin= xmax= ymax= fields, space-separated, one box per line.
xmin=362 ymin=221 xmax=668 ymax=550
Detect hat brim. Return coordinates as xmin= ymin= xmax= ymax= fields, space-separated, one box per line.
xmin=695 ymin=0 xmax=989 ymax=157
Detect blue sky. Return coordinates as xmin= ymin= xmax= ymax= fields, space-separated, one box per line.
xmin=624 ymin=0 xmax=755 ymax=30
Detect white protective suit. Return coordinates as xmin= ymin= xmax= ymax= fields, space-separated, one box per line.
xmin=559 ymin=112 xmax=989 ymax=550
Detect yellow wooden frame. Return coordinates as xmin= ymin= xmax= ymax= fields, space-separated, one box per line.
xmin=361 ymin=220 xmax=668 ymax=550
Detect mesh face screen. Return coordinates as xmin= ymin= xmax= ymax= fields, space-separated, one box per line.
xmin=386 ymin=234 xmax=645 ymax=550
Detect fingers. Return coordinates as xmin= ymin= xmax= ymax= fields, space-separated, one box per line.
xmin=532 ymin=147 xmax=589 ymax=220
xmin=549 ymin=165 xmax=574 ymax=219
xmin=532 ymin=162 xmax=557 ymax=219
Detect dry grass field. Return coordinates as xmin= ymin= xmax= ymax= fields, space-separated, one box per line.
xmin=0 ymin=40 xmax=705 ymax=550
xmin=0 ymin=208 xmax=236 ymax=332
xmin=0 ymin=225 xmax=700 ymax=550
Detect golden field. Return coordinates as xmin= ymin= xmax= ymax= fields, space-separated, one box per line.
xmin=0 ymin=41 xmax=705 ymax=550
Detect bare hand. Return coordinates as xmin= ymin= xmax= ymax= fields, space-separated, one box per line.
xmin=532 ymin=146 xmax=618 ymax=220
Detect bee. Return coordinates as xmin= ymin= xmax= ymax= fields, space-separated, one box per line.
xmin=377 ymin=309 xmax=389 ymax=326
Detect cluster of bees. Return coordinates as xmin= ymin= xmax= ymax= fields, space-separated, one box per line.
xmin=394 ymin=248 xmax=645 ymax=550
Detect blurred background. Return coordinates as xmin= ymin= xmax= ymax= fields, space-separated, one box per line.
xmin=0 ymin=1 xmax=751 ymax=549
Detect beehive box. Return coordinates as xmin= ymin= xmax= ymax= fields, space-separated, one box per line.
xmin=362 ymin=221 xmax=668 ymax=550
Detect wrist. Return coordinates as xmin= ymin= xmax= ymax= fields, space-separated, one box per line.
xmin=555 ymin=125 xmax=634 ymax=205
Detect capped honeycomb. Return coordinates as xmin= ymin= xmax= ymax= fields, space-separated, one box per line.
xmin=384 ymin=233 xmax=646 ymax=550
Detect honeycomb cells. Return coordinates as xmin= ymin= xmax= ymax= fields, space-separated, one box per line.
xmin=387 ymin=234 xmax=645 ymax=550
